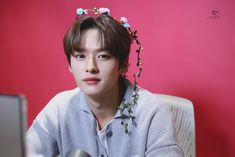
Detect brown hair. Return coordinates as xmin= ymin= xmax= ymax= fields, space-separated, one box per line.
xmin=63 ymin=14 xmax=132 ymax=69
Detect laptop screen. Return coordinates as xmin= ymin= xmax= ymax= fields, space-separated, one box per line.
xmin=0 ymin=94 xmax=27 ymax=157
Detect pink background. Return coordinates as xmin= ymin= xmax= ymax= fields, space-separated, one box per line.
xmin=1 ymin=0 xmax=235 ymax=156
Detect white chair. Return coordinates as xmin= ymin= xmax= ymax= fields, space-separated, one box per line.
xmin=156 ymin=94 xmax=196 ymax=157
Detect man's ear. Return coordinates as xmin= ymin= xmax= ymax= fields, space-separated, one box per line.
xmin=119 ymin=59 xmax=129 ymax=75
xmin=69 ymin=66 xmax=72 ymax=73
xmin=119 ymin=68 xmax=127 ymax=75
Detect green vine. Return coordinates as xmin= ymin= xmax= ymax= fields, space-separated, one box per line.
xmin=118 ymin=87 xmax=139 ymax=134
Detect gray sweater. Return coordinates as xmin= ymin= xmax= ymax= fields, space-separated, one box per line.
xmin=26 ymin=82 xmax=184 ymax=157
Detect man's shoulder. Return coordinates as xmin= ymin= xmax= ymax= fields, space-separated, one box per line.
xmin=34 ymin=87 xmax=82 ymax=121
xmin=54 ymin=87 xmax=80 ymax=100
xmin=138 ymin=88 xmax=162 ymax=106
xmin=123 ymin=80 xmax=168 ymax=114
xmin=41 ymin=87 xmax=81 ymax=112
xmin=136 ymin=87 xmax=169 ymax=114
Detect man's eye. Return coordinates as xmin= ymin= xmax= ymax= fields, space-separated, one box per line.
xmin=75 ymin=54 xmax=85 ymax=60
xmin=98 ymin=54 xmax=110 ymax=60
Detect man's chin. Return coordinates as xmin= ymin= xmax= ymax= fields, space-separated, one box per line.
xmin=81 ymin=88 xmax=102 ymax=97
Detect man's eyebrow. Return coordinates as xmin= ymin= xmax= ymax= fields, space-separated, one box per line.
xmin=74 ymin=47 xmax=107 ymax=53
xmin=97 ymin=48 xmax=108 ymax=52
xmin=75 ymin=48 xmax=85 ymax=52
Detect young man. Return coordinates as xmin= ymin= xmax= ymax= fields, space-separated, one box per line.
xmin=27 ymin=8 xmax=184 ymax=157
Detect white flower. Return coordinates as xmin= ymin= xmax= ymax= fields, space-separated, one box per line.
xmin=99 ymin=8 xmax=110 ymax=14
xmin=120 ymin=17 xmax=128 ymax=23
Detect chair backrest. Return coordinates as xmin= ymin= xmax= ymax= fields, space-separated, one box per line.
xmin=156 ymin=94 xmax=196 ymax=157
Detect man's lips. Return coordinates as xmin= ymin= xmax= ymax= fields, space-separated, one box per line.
xmin=83 ymin=77 xmax=100 ymax=85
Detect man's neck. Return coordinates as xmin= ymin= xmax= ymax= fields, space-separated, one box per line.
xmin=85 ymin=88 xmax=120 ymax=129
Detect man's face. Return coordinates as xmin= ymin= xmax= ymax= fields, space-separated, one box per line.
xmin=70 ymin=29 xmax=121 ymax=98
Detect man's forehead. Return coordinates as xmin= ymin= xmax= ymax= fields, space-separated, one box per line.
xmin=81 ymin=29 xmax=101 ymax=45
xmin=78 ymin=29 xmax=107 ymax=52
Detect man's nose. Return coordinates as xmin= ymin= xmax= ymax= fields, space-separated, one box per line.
xmin=85 ymin=57 xmax=99 ymax=74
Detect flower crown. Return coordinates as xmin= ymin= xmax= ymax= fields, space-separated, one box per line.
xmin=76 ymin=7 xmax=143 ymax=134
